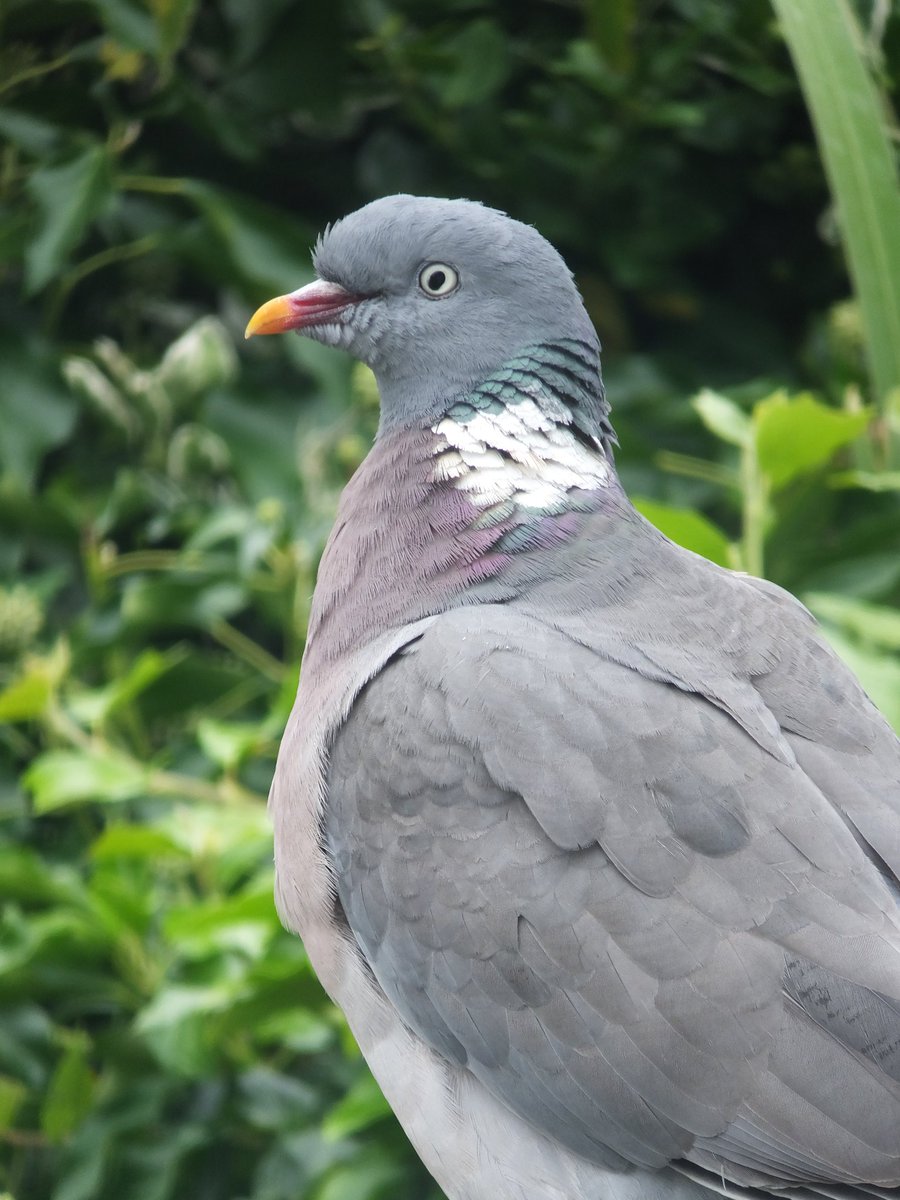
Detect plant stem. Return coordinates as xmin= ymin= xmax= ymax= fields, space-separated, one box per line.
xmin=118 ymin=174 xmax=188 ymax=195
xmin=772 ymin=0 xmax=900 ymax=414
xmin=655 ymin=451 xmax=739 ymax=487
xmin=48 ymin=234 xmax=162 ymax=328
xmin=148 ymin=767 xmax=265 ymax=807
xmin=209 ymin=619 xmax=287 ymax=684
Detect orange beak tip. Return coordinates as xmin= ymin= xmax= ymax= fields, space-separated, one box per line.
xmin=244 ymin=294 xmax=295 ymax=340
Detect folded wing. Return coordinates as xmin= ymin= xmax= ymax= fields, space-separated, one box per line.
xmin=325 ymin=587 xmax=900 ymax=1189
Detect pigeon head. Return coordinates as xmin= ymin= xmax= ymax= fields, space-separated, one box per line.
xmin=245 ymin=195 xmax=600 ymax=432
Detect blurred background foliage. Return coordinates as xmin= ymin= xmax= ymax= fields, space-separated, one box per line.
xmin=1 ymin=1 xmax=900 ymax=1198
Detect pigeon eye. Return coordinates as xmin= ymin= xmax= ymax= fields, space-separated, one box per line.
xmin=418 ymin=263 xmax=459 ymax=298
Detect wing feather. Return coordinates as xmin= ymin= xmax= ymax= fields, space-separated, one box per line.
xmin=325 ymin=581 xmax=900 ymax=1189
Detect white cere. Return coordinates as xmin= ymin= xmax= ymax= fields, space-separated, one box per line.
xmin=418 ymin=263 xmax=459 ymax=298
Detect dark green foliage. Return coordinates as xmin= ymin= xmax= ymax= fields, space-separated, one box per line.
xmin=0 ymin=2 xmax=899 ymax=1198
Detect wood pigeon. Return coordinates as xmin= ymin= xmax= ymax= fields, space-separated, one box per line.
xmin=245 ymin=195 xmax=900 ymax=1200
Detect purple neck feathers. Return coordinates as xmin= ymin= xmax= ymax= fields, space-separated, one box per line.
xmin=302 ymin=425 xmax=622 ymax=672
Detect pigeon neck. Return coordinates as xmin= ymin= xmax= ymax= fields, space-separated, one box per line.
xmin=377 ymin=338 xmax=614 ymax=448
xmin=303 ymin=341 xmax=624 ymax=669
xmin=427 ymin=338 xmax=616 ymax=516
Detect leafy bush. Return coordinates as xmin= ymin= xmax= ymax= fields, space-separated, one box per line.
xmin=1 ymin=2 xmax=899 ymax=1199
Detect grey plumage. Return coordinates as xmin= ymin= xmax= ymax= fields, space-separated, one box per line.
xmin=257 ymin=195 xmax=900 ymax=1200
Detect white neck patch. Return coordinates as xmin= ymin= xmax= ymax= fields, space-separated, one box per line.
xmin=432 ymin=396 xmax=611 ymax=512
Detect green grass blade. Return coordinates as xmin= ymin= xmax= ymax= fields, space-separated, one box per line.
xmin=772 ymin=0 xmax=900 ymax=411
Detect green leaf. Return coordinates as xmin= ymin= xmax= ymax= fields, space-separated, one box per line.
xmin=156 ymin=316 xmax=238 ymax=400
xmin=68 ymin=647 xmax=185 ymax=725
xmin=90 ymin=824 xmax=185 ymax=862
xmin=772 ymin=0 xmax=900 ymax=410
xmin=252 ymin=1008 xmax=335 ymax=1054
xmin=753 ymin=391 xmax=869 ymax=487
xmin=0 ymin=671 xmax=51 ymax=722
xmin=692 ymin=389 xmax=752 ymax=447
xmin=0 ymin=644 xmax=68 ymax=718
xmin=0 ymin=338 xmax=77 ymax=489
xmin=0 ymin=1073 xmax=28 ymax=1131
xmin=113 ymin=1127 xmax=206 ymax=1200
xmin=829 ymin=469 xmax=900 ymax=492
xmin=62 ymin=356 xmax=138 ymax=440
xmin=41 ymin=1034 xmax=95 ymax=1142
xmin=805 ymin=593 xmax=900 ymax=652
xmin=25 ymin=750 xmax=149 ymax=814
xmin=439 ymin=19 xmax=511 ymax=109
xmin=89 ymin=0 xmax=160 ymax=52
xmin=586 ymin=0 xmax=635 ymax=73
xmin=135 ymin=984 xmax=233 ymax=1075
xmin=803 ymin=551 xmax=900 ymax=601
xmin=633 ymin=498 xmax=732 ymax=566
xmin=237 ymin=1066 xmax=319 ymax=1131
xmin=322 ymin=1071 xmax=392 ymax=1141
xmin=184 ymin=181 xmax=316 ymax=294
xmin=314 ymin=1154 xmax=408 ymax=1200
xmin=163 ymin=887 xmax=276 ymax=958
xmin=817 ymin=627 xmax=900 ymax=733
xmin=205 ymin=391 xmax=304 ymax=506
xmin=25 ymin=145 xmax=113 ymax=293
xmin=148 ymin=0 xmax=199 ymax=69
xmin=0 ymin=845 xmax=70 ymax=904
xmin=120 ymin=578 xmax=246 ymax=631
xmin=196 ymin=717 xmax=261 ymax=770
xmin=153 ymin=803 xmax=273 ymax=890
xmin=0 ymin=585 xmax=44 ymax=657
xmin=0 ymin=108 xmax=64 ymax=157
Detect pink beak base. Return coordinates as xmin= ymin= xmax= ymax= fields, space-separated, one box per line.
xmin=244 ymin=279 xmax=362 ymax=338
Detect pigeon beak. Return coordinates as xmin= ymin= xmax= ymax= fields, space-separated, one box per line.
xmin=244 ymin=279 xmax=363 ymax=339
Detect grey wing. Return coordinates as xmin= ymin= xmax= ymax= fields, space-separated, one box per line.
xmin=741 ymin=573 xmax=900 ymax=890
xmin=325 ymin=603 xmax=900 ymax=1190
